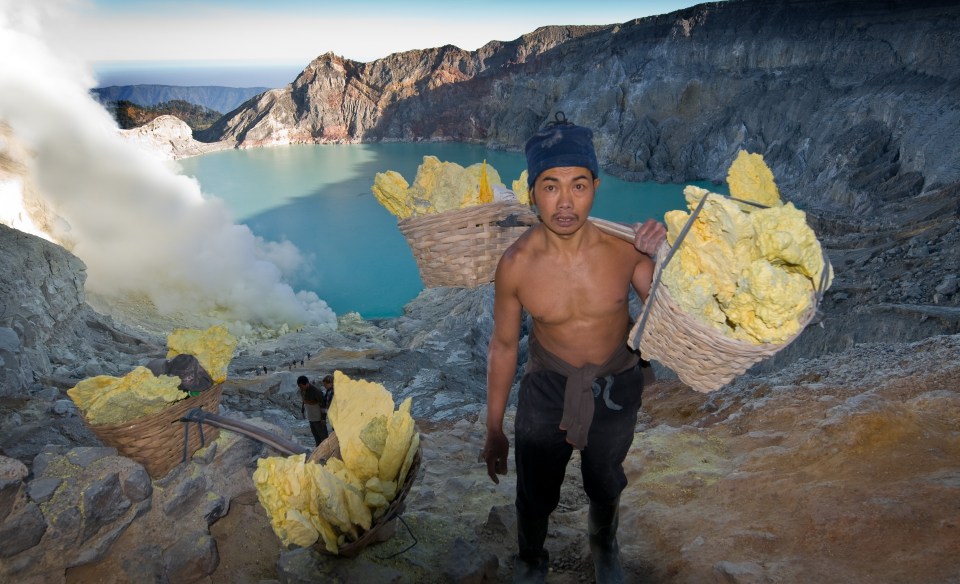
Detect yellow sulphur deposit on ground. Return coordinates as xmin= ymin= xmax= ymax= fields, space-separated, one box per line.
xmin=253 ymin=371 xmax=419 ymax=551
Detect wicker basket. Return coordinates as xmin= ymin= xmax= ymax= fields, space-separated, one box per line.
xmin=629 ymin=243 xmax=818 ymax=393
xmin=308 ymin=431 xmax=422 ymax=558
xmin=397 ymin=201 xmax=538 ymax=288
xmin=79 ymin=384 xmax=223 ymax=478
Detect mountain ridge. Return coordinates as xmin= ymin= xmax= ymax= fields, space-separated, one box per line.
xmin=92 ymin=84 xmax=270 ymax=114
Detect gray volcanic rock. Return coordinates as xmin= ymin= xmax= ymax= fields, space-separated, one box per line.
xmin=199 ymin=0 xmax=960 ymax=220
xmin=0 ymin=224 xmax=164 ymax=399
xmin=120 ymin=115 xmax=230 ymax=159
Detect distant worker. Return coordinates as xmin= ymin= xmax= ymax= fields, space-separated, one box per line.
xmin=481 ymin=114 xmax=666 ymax=583
xmin=320 ymin=374 xmax=335 ymax=435
xmin=298 ymin=375 xmax=328 ymax=446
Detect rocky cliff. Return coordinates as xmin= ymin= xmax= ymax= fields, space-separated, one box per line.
xmin=199 ymin=0 xmax=960 ymax=218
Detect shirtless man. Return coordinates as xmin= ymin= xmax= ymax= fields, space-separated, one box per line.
xmin=482 ymin=115 xmax=666 ymax=583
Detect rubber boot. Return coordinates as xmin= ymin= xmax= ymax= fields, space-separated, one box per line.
xmin=588 ymin=496 xmax=625 ymax=584
xmin=514 ymin=512 xmax=549 ymax=583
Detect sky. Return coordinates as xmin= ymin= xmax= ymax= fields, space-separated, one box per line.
xmin=38 ymin=0 xmax=714 ymax=86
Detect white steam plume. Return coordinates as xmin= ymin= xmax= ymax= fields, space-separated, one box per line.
xmin=0 ymin=3 xmax=336 ymax=334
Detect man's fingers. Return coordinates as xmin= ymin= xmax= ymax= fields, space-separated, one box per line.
xmin=633 ymin=220 xmax=667 ymax=255
xmin=480 ymin=449 xmax=507 ymax=484
xmin=486 ymin=456 xmax=501 ymax=484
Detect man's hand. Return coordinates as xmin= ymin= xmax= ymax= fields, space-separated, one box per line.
xmin=480 ymin=429 xmax=510 ymax=484
xmin=633 ymin=218 xmax=667 ymax=257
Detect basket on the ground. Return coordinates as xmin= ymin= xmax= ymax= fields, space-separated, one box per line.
xmin=629 ymin=243 xmax=818 ymax=393
xmin=397 ymin=201 xmax=538 ymax=288
xmin=78 ymin=384 xmax=223 ymax=478
xmin=308 ymin=431 xmax=422 ymax=558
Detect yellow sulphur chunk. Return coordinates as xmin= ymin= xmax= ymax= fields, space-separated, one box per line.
xmin=253 ymin=375 xmax=420 ymax=552
xmin=359 ymin=415 xmax=388 ymax=457
xmin=723 ymin=260 xmax=814 ymax=344
xmin=166 ymin=325 xmax=236 ymax=383
xmin=661 ymin=265 xmax=727 ymax=327
xmin=477 ymin=160 xmax=494 ymax=204
xmin=727 ymin=150 xmax=781 ymax=208
xmin=664 ymin=186 xmax=756 ymax=305
xmin=365 ymin=477 xmax=398 ymax=500
xmin=512 ymin=170 xmax=530 ymax=205
xmin=281 ymin=509 xmax=319 ymax=548
xmin=330 ymin=371 xmax=395 ymax=483
xmin=371 ymin=156 xmax=507 ymax=217
xmin=751 ymin=202 xmax=833 ymax=287
xmin=364 ymin=490 xmax=389 ymax=514
xmin=371 ymin=170 xmax=413 ymax=218
xmin=68 ymin=366 xmax=184 ymax=425
xmin=378 ymin=397 xmax=416 ymax=483
xmin=660 ymin=162 xmax=831 ymax=345
xmin=252 ymin=454 xmax=369 ymax=551
xmin=398 ymin=432 xmax=421 ymax=487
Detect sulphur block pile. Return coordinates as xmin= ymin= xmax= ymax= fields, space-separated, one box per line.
xmin=660 ymin=151 xmax=833 ymax=345
xmin=372 ymin=155 xmax=530 ymax=218
xmin=68 ymin=325 xmax=237 ymax=425
xmin=253 ymin=371 xmax=420 ymax=553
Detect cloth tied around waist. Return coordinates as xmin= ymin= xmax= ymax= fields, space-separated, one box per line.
xmin=525 ymin=331 xmax=639 ymax=450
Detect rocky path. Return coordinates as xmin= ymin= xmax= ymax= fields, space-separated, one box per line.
xmin=197 ymin=333 xmax=960 ymax=583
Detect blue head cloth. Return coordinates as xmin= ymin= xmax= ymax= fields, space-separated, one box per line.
xmin=524 ymin=112 xmax=599 ymax=187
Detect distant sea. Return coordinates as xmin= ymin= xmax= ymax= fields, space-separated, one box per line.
xmin=92 ymin=61 xmax=306 ymax=89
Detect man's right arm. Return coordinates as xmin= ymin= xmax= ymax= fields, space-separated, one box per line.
xmin=482 ymin=253 xmax=523 ymax=484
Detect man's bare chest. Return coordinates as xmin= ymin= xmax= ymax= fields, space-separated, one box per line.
xmin=518 ymin=260 xmax=633 ymax=325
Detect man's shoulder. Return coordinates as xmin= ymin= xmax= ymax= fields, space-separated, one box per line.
xmin=500 ymin=226 xmax=540 ymax=265
xmin=594 ymin=226 xmax=646 ymax=263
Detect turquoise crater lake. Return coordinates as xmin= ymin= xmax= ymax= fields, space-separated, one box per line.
xmin=178 ymin=143 xmax=714 ymax=318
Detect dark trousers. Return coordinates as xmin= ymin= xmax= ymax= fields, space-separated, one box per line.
xmin=309 ymin=419 xmax=329 ymax=446
xmin=514 ymin=363 xmax=644 ymax=522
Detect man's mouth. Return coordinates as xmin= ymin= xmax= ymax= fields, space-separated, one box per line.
xmin=554 ymin=214 xmax=577 ymax=227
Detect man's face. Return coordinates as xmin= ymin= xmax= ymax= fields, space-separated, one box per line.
xmin=322 ymin=381 xmax=333 ymax=390
xmin=530 ymin=166 xmax=598 ymax=236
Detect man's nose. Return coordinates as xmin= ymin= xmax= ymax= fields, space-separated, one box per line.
xmin=557 ymin=189 xmax=573 ymax=208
